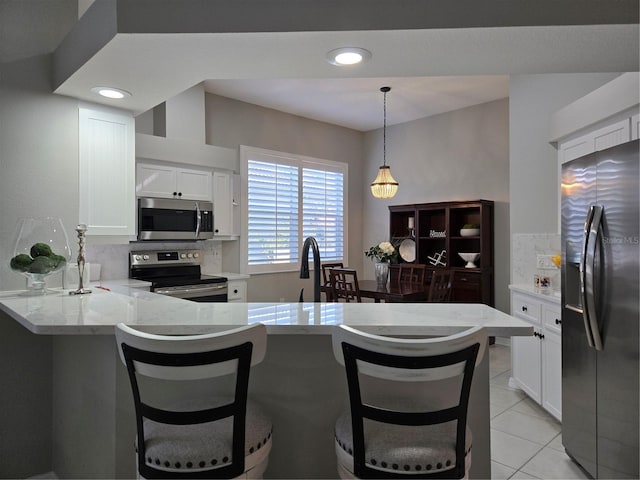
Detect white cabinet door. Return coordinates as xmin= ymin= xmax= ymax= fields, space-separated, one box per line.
xmin=79 ymin=106 xmax=135 ymax=236
xmin=176 ymin=167 xmax=212 ymax=201
xmin=558 ymin=119 xmax=631 ymax=165
xmin=136 ymin=163 xmax=176 ymax=199
xmin=213 ymin=171 xmax=233 ymax=236
xmin=542 ymin=328 xmax=562 ymax=421
xmin=512 ymin=333 xmax=542 ymax=404
xmin=227 ymin=279 xmax=247 ymax=302
xmin=632 ymin=114 xmax=639 ymax=140
xmin=136 ymin=163 xmax=212 ymax=201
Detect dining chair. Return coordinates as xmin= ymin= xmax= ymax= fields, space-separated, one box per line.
xmin=322 ymin=262 xmax=344 ymax=301
xmin=331 ymin=324 xmax=488 ymax=479
xmin=427 ymin=269 xmax=455 ymax=302
xmin=398 ymin=264 xmax=427 ymax=285
xmin=115 ymin=323 xmax=273 ymax=479
xmin=328 ymin=267 xmax=362 ymax=303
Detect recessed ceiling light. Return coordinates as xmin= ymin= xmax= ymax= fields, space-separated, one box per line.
xmin=326 ymin=47 xmax=371 ymax=66
xmin=90 ymin=86 xmax=131 ymax=99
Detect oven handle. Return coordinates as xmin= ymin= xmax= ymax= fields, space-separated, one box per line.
xmin=154 ymin=284 xmax=227 ymax=296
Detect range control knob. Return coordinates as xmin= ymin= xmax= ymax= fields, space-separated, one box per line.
xmin=193 ymin=252 xmax=199 ymax=258
xmin=134 ymin=255 xmax=141 ymax=261
xmin=180 ymin=253 xmax=187 ymax=259
xmin=143 ymin=255 xmax=149 ymax=260
xmin=187 ymin=253 xmax=193 ymax=258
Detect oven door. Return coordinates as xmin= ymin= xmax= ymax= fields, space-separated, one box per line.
xmin=153 ymin=283 xmax=228 ymax=302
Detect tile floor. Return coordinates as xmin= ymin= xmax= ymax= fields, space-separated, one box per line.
xmin=488 ymin=343 xmax=589 ymax=480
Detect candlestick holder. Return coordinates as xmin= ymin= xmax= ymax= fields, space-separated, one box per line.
xmin=69 ymin=224 xmax=91 ymax=295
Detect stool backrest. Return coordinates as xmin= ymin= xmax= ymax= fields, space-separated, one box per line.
xmin=115 ymin=323 xmax=267 ymax=479
xmin=332 ymin=325 xmax=487 ymax=478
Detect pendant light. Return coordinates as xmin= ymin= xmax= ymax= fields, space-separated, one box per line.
xmin=370 ymin=86 xmax=399 ymax=199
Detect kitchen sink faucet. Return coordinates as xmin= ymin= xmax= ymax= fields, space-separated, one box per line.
xmin=299 ymin=236 xmax=321 ymax=302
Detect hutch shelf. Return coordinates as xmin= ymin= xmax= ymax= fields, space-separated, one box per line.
xmin=388 ymin=200 xmax=494 ymax=306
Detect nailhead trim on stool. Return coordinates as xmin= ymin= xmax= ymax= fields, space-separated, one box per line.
xmin=334 ymin=411 xmax=472 ymax=475
xmin=136 ymin=400 xmax=272 ymax=474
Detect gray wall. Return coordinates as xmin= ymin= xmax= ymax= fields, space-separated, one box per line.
xmin=205 ymin=93 xmax=364 ymax=302
xmin=508 ymin=73 xmax=621 ymax=238
xmin=362 ymin=99 xmax=511 ymax=313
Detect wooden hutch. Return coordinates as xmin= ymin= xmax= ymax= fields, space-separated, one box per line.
xmin=388 ymin=200 xmax=494 ymax=306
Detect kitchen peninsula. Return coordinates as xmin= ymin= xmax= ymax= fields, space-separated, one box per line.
xmin=0 ymin=287 xmax=531 ymax=479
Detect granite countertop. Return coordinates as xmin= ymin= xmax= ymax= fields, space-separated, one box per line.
xmin=0 ymin=286 xmax=532 ymax=337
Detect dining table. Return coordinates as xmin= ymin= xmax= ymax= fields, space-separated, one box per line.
xmin=322 ymin=280 xmax=428 ymax=303
xmin=358 ymin=279 xmax=428 ymax=302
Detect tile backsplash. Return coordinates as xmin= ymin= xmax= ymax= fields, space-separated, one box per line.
xmin=86 ymin=240 xmax=223 ymax=281
xmin=512 ymin=233 xmax=560 ymax=287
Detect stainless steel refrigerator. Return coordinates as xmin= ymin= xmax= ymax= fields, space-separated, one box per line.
xmin=561 ymin=139 xmax=639 ymax=479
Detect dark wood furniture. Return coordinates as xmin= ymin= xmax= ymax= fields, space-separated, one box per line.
xmin=357 ymin=280 xmax=428 ymax=303
xmin=322 ymin=262 xmax=344 ymax=301
xmin=328 ymin=267 xmax=362 ymax=303
xmin=398 ymin=263 xmax=427 ymax=285
xmin=389 ymin=200 xmax=494 ymax=306
xmin=427 ymin=269 xmax=455 ymax=302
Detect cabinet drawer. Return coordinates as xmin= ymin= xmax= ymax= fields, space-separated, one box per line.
xmin=227 ymin=280 xmax=246 ymax=301
xmin=455 ymin=271 xmax=481 ymax=285
xmin=511 ymin=293 xmax=541 ymax=325
xmin=543 ymin=304 xmax=562 ymax=334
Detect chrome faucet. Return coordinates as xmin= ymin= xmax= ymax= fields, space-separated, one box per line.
xmin=299 ymin=236 xmax=321 ymax=302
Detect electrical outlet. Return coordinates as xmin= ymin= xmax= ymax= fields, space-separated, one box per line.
xmin=536 ymin=254 xmax=556 ymax=269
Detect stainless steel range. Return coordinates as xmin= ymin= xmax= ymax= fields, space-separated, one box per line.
xmin=129 ymin=249 xmax=228 ymax=302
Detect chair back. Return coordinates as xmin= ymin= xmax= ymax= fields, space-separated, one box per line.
xmin=328 ymin=267 xmax=362 ymax=303
xmin=322 ymin=262 xmax=344 ymax=301
xmin=115 ymin=323 xmax=267 ymax=479
xmin=332 ymin=325 xmax=487 ymax=479
xmin=398 ymin=264 xmax=427 ymax=285
xmin=427 ymin=269 xmax=455 ymax=302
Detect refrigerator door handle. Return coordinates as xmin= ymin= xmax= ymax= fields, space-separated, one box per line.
xmin=582 ymin=205 xmax=605 ymax=351
xmin=580 ymin=206 xmax=596 ymax=348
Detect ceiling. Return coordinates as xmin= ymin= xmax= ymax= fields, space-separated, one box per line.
xmin=4 ymin=1 xmax=638 ymax=132
xmin=203 ymin=76 xmax=510 ymax=131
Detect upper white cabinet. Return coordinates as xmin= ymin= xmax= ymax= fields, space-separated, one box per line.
xmin=79 ymin=105 xmax=135 ymax=237
xmin=557 ymin=119 xmax=631 ymax=165
xmin=632 ymin=114 xmax=639 ymax=140
xmin=213 ymin=171 xmax=234 ymax=236
xmin=136 ymin=162 xmax=212 ymax=201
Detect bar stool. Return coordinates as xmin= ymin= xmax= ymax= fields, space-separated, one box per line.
xmin=115 ymin=323 xmax=272 ymax=479
xmin=331 ymin=325 xmax=487 ymax=479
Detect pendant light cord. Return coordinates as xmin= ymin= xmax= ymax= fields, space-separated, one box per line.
xmin=381 ymin=86 xmax=390 ymax=167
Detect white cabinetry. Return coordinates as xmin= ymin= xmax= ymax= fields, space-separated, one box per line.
xmin=79 ymin=105 xmax=135 ymax=237
xmin=557 ymin=118 xmax=631 ymax=165
xmin=213 ymin=171 xmax=233 ymax=236
xmin=136 ymin=162 xmax=212 ymax=201
xmin=632 ymin=114 xmax=639 ymax=140
xmin=510 ymin=289 xmax=562 ymax=421
xmin=227 ymin=279 xmax=247 ymax=302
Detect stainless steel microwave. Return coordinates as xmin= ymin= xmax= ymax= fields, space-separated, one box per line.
xmin=138 ymin=197 xmax=214 ymax=241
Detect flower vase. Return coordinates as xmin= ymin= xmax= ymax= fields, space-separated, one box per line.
xmin=374 ymin=260 xmax=389 ymax=288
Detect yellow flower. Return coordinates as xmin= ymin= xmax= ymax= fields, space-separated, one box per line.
xmin=551 ymin=254 xmax=561 ymax=268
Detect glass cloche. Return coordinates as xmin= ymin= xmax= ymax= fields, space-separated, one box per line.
xmin=9 ymin=217 xmax=72 ymax=294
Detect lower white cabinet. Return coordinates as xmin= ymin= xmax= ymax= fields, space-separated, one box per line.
xmin=510 ymin=289 xmax=562 ymax=421
xmin=227 ymin=279 xmax=247 ymax=302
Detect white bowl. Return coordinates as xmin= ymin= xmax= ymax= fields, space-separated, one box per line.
xmin=458 ymin=252 xmax=480 ymax=268
xmin=460 ymin=228 xmax=480 ymax=237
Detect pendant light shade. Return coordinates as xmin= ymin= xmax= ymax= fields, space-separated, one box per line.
xmin=371 ymin=86 xmax=398 ymax=199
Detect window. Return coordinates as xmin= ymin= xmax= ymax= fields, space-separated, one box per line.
xmin=241 ymin=146 xmax=347 ymax=274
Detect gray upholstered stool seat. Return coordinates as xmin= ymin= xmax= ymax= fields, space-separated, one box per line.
xmin=335 ymin=411 xmax=472 ymax=475
xmin=141 ymin=399 xmax=272 ymax=474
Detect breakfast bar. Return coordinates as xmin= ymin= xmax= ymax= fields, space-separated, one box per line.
xmin=0 ymin=286 xmax=531 ymax=479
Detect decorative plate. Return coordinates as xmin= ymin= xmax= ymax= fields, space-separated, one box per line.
xmin=399 ymin=238 xmax=416 ymax=262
